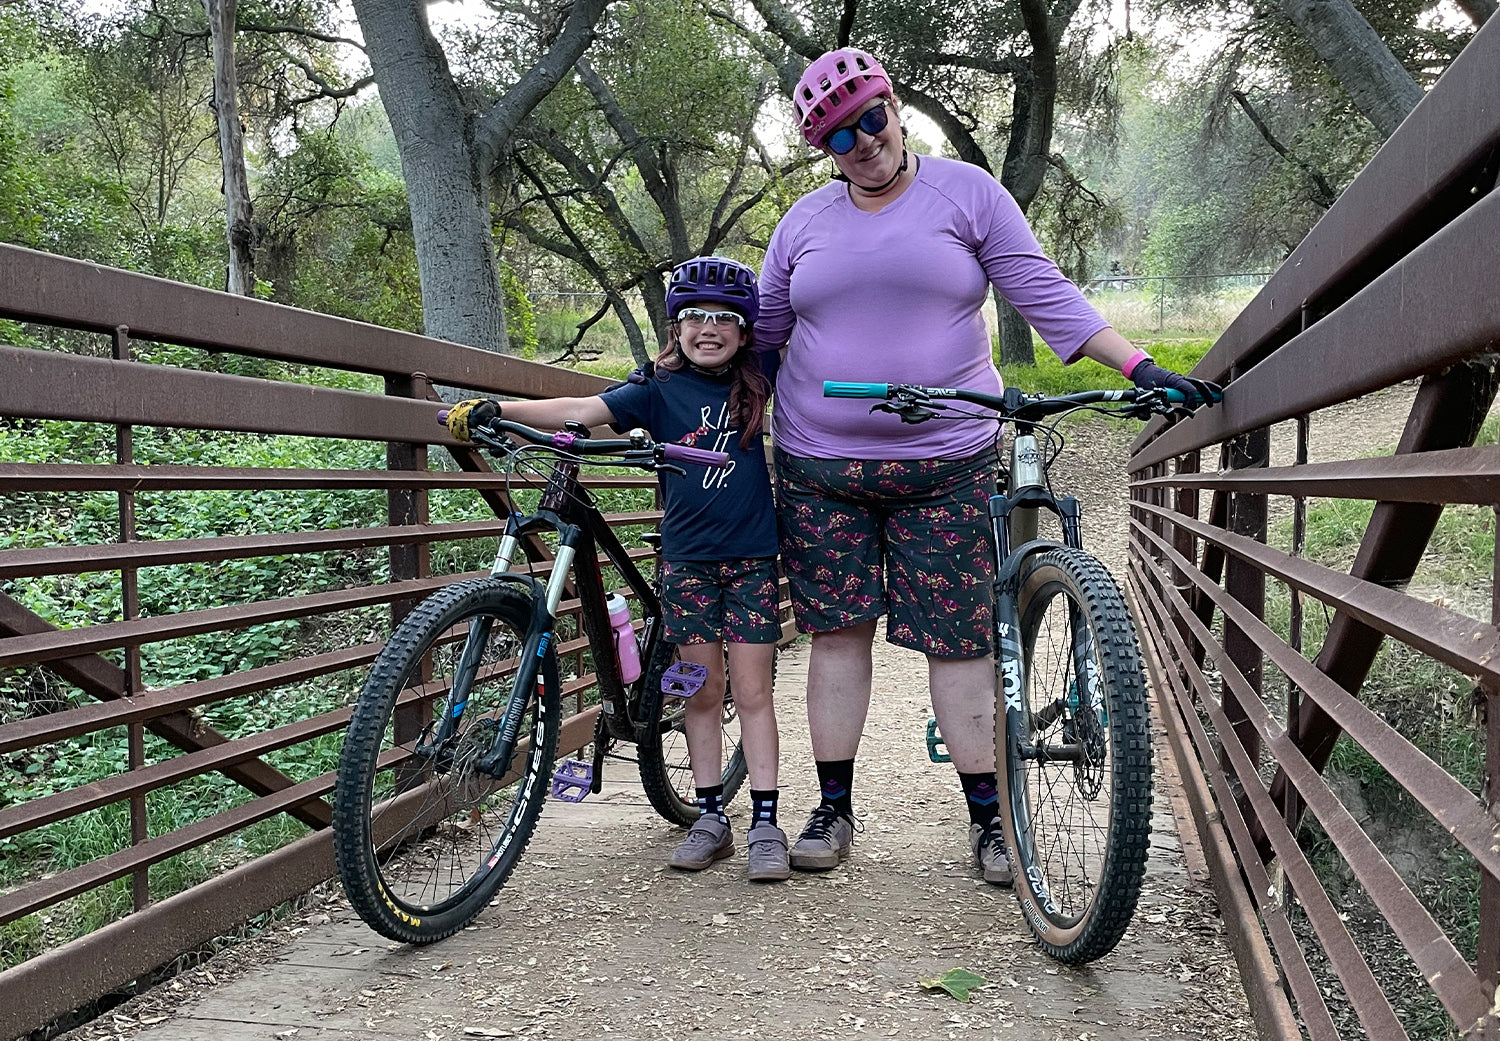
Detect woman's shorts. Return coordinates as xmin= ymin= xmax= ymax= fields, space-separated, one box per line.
xmin=660 ymin=556 xmax=782 ymax=645
xmin=774 ymin=447 xmax=1001 ymax=659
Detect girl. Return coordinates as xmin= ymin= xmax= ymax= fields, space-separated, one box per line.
xmin=446 ymin=257 xmax=789 ymax=882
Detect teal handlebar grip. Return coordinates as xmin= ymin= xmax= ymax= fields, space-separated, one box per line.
xmin=1161 ymin=387 xmax=1223 ymax=404
xmin=823 ymin=381 xmax=892 ymax=399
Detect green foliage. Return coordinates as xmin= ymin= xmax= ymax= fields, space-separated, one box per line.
xmin=1069 ymin=39 xmax=1377 ymax=277
xmin=998 ymin=337 xmax=1212 ymax=395
xmin=255 ymin=119 xmax=426 ymax=332
xmin=502 ymin=261 xmax=539 ymax=358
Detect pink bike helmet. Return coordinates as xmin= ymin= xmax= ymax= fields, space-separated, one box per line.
xmin=666 ymin=256 xmax=760 ymax=325
xmin=793 ymin=47 xmax=892 ymax=148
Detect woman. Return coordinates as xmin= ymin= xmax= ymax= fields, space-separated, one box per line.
xmin=754 ymin=47 xmax=1217 ymax=883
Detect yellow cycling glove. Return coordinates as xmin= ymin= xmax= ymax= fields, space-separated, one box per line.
xmin=446 ymin=398 xmax=501 ymax=441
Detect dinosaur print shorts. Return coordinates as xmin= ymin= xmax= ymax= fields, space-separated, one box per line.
xmin=774 ymin=447 xmax=1001 ymax=659
xmin=660 ymin=557 xmax=782 ymax=645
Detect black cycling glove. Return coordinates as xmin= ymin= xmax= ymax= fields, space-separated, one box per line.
xmin=1130 ymin=362 xmax=1223 ymax=408
xmin=447 ymin=398 xmax=501 ymax=441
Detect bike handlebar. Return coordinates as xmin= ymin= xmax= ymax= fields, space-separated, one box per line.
xmin=821 ymin=380 xmax=1212 ymax=422
xmin=436 ymin=409 xmax=729 ymax=468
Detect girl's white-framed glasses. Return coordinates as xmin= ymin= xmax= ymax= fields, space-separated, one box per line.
xmin=675 ymin=308 xmax=747 ymax=328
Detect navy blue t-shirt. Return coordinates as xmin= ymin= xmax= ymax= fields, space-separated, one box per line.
xmin=599 ymin=362 xmax=777 ymax=563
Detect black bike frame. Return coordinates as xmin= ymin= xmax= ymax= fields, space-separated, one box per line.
xmin=445 ymin=451 xmax=666 ymax=777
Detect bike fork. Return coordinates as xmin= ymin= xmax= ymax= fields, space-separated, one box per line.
xmin=475 ymin=542 xmax=572 ymax=777
xmin=477 ymin=625 xmax=553 ymax=777
xmin=421 ymin=616 xmax=495 ymax=757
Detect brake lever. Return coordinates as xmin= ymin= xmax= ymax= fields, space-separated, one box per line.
xmin=470 ymin=427 xmax=511 ymax=452
xmin=870 ymin=402 xmax=939 ymax=425
xmin=656 ymin=462 xmax=688 ymax=478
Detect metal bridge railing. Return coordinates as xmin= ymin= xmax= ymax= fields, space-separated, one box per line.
xmin=1127 ymin=18 xmax=1500 ymax=1041
xmin=0 ymin=254 xmax=723 ymax=1038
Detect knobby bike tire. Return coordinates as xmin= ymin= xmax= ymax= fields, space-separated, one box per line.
xmin=635 ymin=638 xmax=750 ymax=826
xmin=998 ymin=548 xmax=1152 ymax=963
xmin=333 ymin=578 xmax=560 ymax=944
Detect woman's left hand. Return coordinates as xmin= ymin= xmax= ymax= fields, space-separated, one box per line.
xmin=1130 ymin=363 xmax=1222 ymax=407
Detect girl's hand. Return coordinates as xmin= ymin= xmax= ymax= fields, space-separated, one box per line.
xmin=447 ymin=398 xmax=501 ymax=441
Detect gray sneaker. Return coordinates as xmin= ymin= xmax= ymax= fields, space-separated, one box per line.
xmin=746 ymin=823 xmax=791 ymax=882
xmin=789 ymin=805 xmax=855 ymax=871
xmin=970 ymin=820 xmax=1013 ymax=886
xmin=669 ymin=816 xmax=734 ymax=871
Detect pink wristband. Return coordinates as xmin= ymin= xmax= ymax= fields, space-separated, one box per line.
xmin=1122 ymin=349 xmax=1152 ymax=379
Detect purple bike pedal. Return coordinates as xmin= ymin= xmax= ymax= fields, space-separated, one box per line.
xmin=550 ymin=759 xmax=593 ymax=802
xmin=660 ymin=661 xmax=708 ymax=698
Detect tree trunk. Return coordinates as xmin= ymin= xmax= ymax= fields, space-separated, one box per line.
xmin=351 ymin=0 xmax=507 ymax=353
xmin=1454 ymin=0 xmax=1495 ymax=28
xmin=997 ymin=296 xmax=1036 ymax=369
xmin=994 ymin=0 xmax=1065 ymax=369
xmin=204 ymin=0 xmax=255 ymax=297
xmin=1278 ymin=0 xmax=1424 ymax=139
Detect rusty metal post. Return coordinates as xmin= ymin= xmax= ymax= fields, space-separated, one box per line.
xmin=113 ymin=326 xmax=150 ymax=913
xmin=1222 ymin=370 xmax=1269 ymax=775
xmin=1480 ymin=510 xmax=1500 ymax=995
xmin=385 ymin=375 xmax=431 ymax=749
xmin=1171 ymin=451 xmax=1200 ymax=620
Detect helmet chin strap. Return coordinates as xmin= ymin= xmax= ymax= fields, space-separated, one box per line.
xmin=833 ymin=146 xmax=911 ymax=195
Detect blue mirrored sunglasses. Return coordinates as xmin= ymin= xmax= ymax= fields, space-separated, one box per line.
xmin=674 ymin=307 xmax=746 ymax=328
xmin=824 ymin=101 xmax=891 ymax=155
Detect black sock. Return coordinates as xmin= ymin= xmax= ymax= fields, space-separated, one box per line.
xmin=958 ymin=771 xmax=1000 ymax=828
xmin=750 ymin=788 xmax=779 ymax=827
xmin=815 ymin=758 xmax=855 ymax=818
xmin=696 ymin=784 xmax=727 ymax=823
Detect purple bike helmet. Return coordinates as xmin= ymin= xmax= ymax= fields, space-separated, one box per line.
xmin=666 ymin=256 xmax=759 ymax=325
xmin=794 ymin=47 xmax=892 ymax=149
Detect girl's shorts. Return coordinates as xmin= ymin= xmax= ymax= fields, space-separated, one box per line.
xmin=774 ymin=447 xmax=1001 ymax=659
xmin=661 ymin=556 xmax=782 ymax=645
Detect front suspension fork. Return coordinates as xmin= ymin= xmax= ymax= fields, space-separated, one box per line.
xmin=477 ymin=625 xmax=554 ymax=777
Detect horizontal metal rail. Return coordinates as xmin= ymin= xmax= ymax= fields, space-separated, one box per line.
xmin=0 ymin=704 xmax=603 ymax=1041
xmin=1133 ymin=500 xmax=1500 ymax=694
xmin=0 ymin=461 xmax=657 ymax=492
xmin=0 ymin=512 xmax=659 ymax=579
xmin=0 ymin=243 xmax=607 ymax=397
xmin=1131 ymin=559 xmax=1369 ymax=1041
xmin=1131 ymin=445 xmax=1500 ymax=504
xmin=1134 ymin=188 xmax=1500 ymax=471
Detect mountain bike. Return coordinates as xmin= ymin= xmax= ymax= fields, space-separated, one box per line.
xmin=333 ymin=416 xmax=746 ymax=944
xmin=823 ymin=379 xmax=1209 ymax=963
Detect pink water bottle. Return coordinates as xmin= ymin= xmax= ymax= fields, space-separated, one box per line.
xmin=606 ymin=593 xmax=642 ymax=682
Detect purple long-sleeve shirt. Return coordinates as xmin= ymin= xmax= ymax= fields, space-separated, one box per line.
xmin=756 ymin=155 xmax=1110 ymax=459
